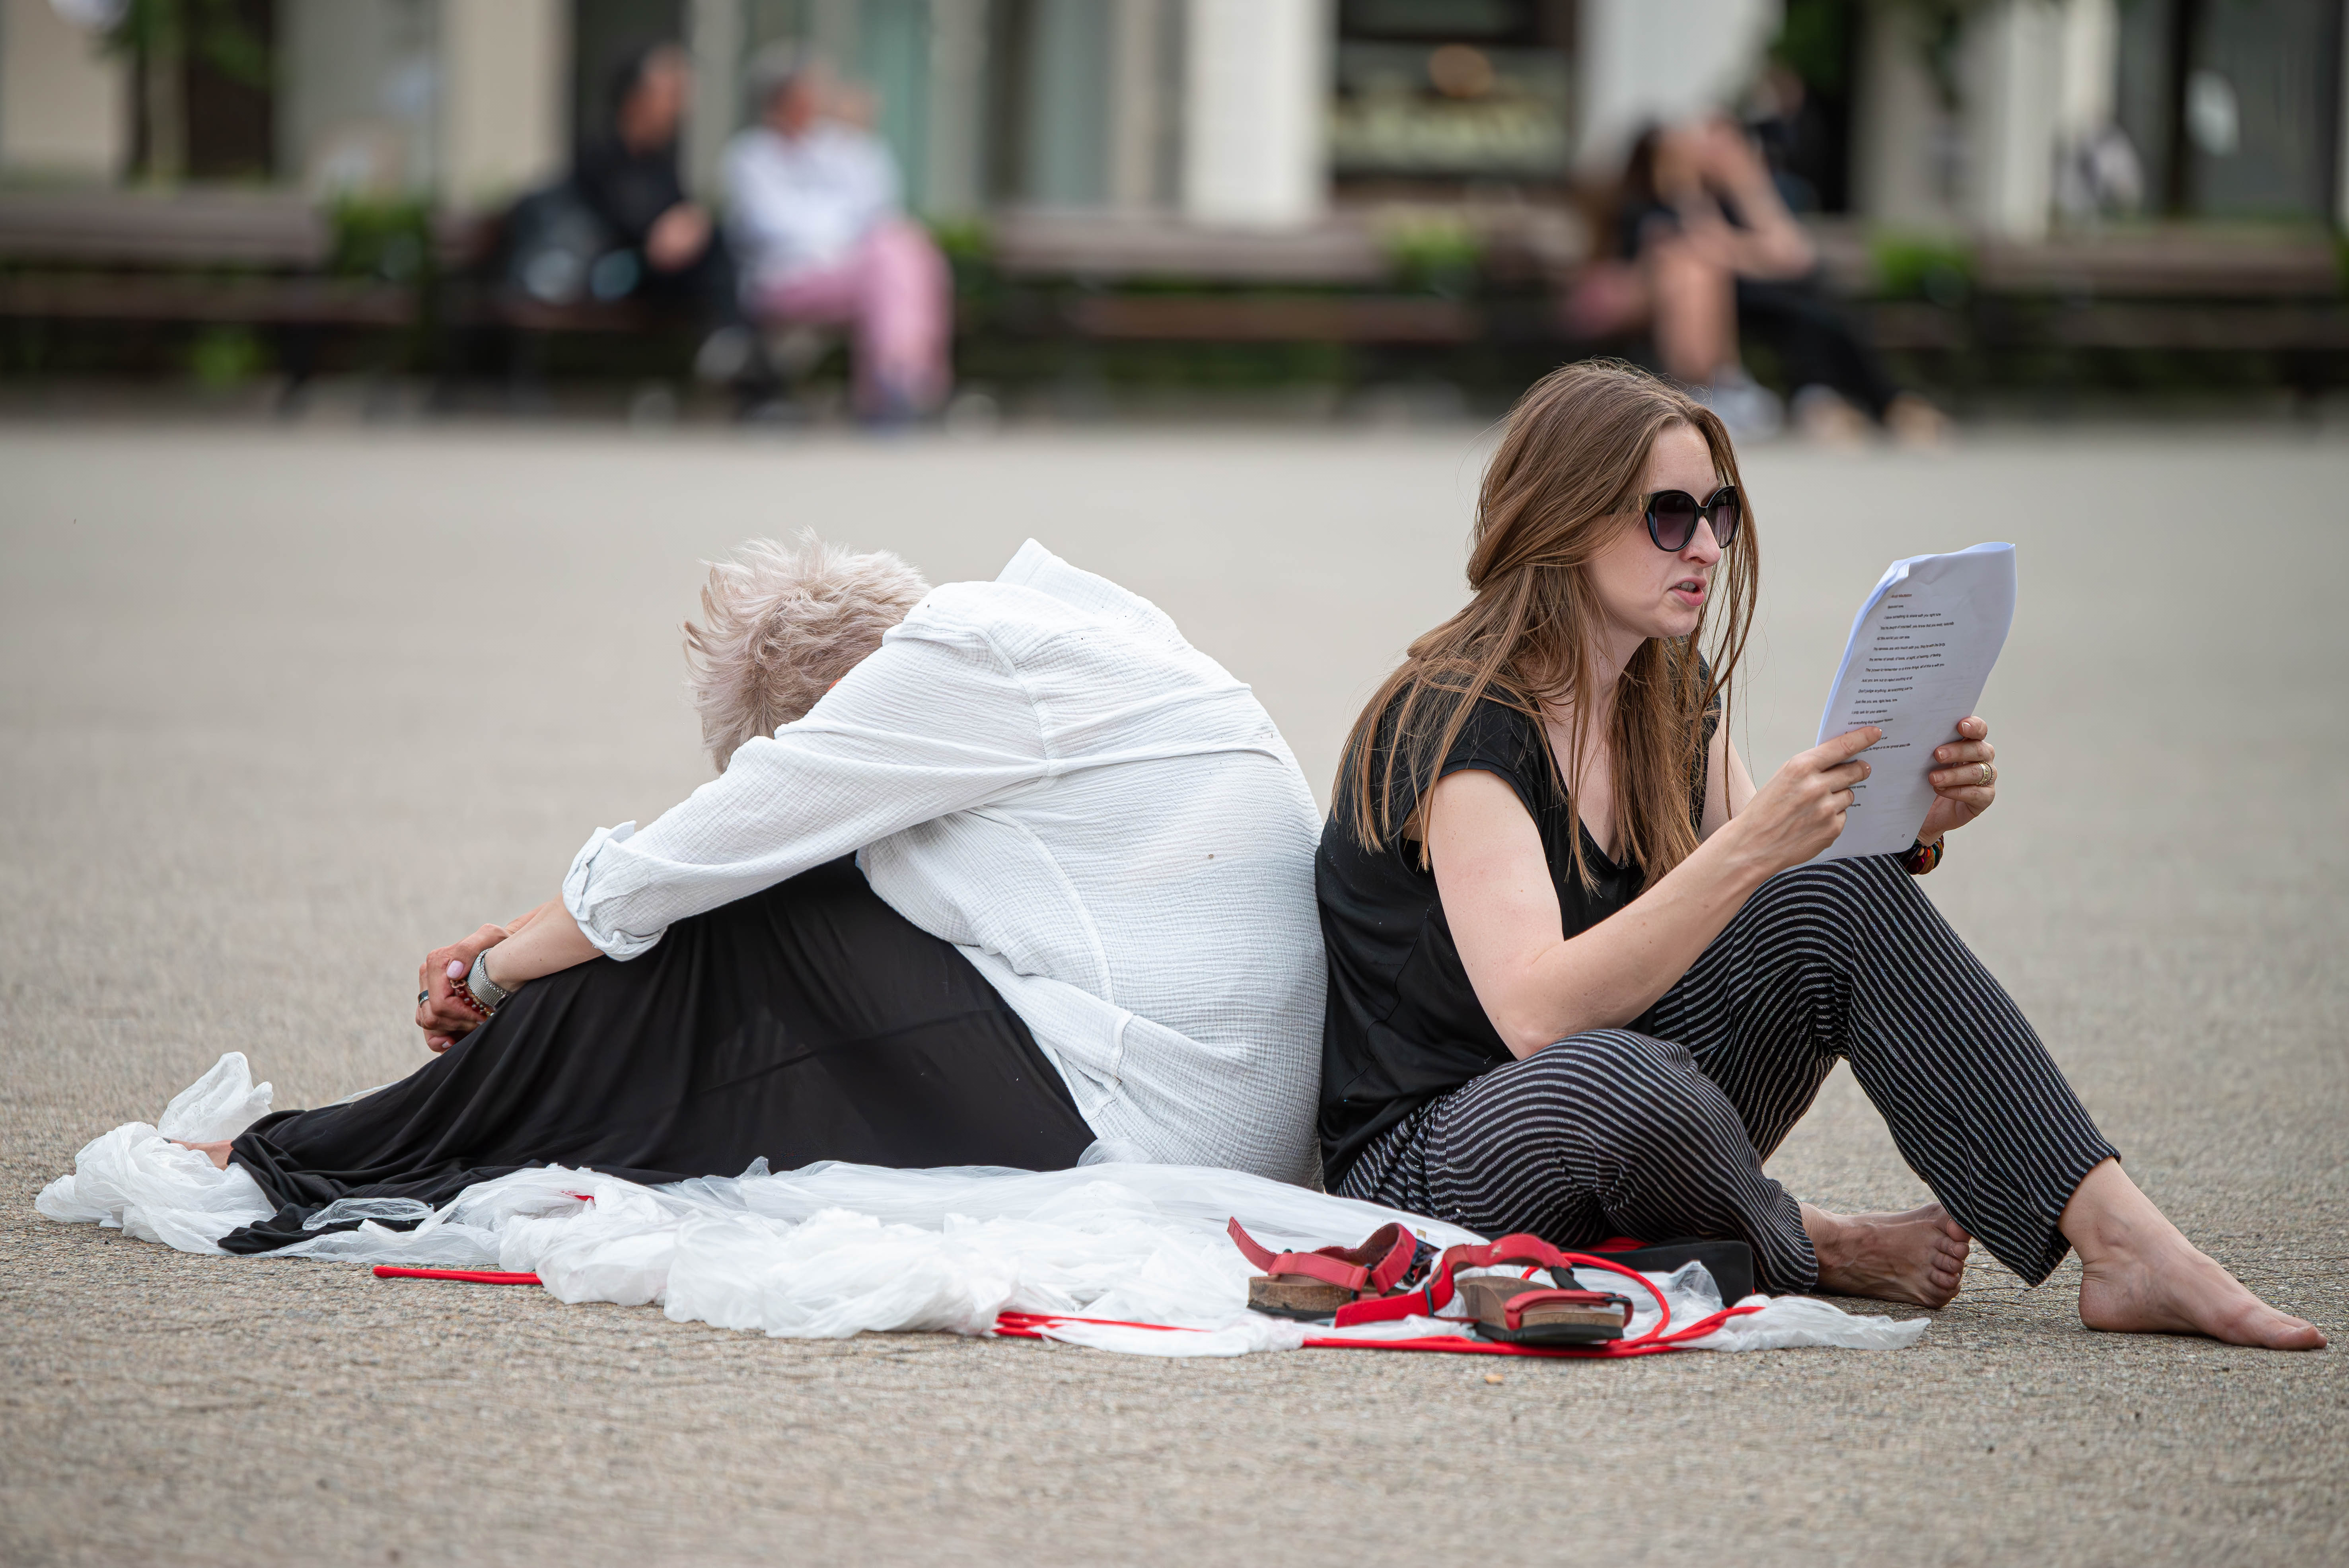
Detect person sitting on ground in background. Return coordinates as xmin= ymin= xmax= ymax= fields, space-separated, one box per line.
xmin=569 ymin=41 xmax=732 ymax=323
xmin=722 ymin=49 xmax=954 ymax=422
xmin=1316 ymin=359 xmax=2320 ymax=1350
xmin=178 ymin=537 xmax=1325 ymax=1247
xmin=1611 ymin=117 xmax=1946 ymax=446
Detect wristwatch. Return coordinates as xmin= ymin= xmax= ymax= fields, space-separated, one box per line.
xmin=465 ymin=949 xmax=516 ymax=1014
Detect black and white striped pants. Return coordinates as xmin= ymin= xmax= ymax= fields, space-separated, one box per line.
xmin=1334 ymin=855 xmax=2118 ymax=1292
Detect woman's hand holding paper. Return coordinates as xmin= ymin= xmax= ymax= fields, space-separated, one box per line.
xmin=1726 ymin=726 xmax=1881 ymax=874
xmin=1919 ymin=715 xmax=1997 ymax=842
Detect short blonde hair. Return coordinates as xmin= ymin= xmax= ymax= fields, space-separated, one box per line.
xmin=684 ymin=532 xmax=930 ymax=771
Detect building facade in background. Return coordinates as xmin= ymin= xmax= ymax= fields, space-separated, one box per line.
xmin=0 ymin=0 xmax=2343 ymax=240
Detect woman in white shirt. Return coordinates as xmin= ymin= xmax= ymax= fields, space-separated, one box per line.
xmin=195 ymin=538 xmax=1325 ymax=1251
xmin=722 ymin=53 xmax=952 ymax=420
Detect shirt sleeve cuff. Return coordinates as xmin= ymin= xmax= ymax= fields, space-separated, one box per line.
xmin=562 ymin=822 xmax=665 ymax=961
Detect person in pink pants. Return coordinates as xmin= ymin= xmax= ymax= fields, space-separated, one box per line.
xmin=724 ymin=51 xmax=952 ymax=420
xmin=755 ymin=218 xmax=951 ymax=418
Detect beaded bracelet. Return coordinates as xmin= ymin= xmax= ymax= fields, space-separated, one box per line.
xmin=1901 ymin=836 xmax=1946 ymax=875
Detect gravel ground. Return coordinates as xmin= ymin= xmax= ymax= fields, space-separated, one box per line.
xmin=2 ymin=422 xmax=2341 ymax=1568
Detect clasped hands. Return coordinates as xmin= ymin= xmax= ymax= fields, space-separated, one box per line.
xmin=414 ymin=904 xmax=549 ymax=1052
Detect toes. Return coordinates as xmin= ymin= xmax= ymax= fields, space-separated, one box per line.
xmin=2232 ymin=1305 xmax=2327 ymax=1352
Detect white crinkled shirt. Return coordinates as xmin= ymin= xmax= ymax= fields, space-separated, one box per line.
xmin=563 ymin=540 xmax=1325 ymax=1185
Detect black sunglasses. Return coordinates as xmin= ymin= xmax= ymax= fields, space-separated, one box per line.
xmin=1641 ymin=485 xmax=1741 ymax=552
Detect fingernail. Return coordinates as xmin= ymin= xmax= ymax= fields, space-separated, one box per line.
xmin=447 ymin=959 xmax=466 ymax=979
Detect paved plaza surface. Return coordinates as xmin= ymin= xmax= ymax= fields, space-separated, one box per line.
xmin=2 ymin=420 xmax=2343 ymax=1566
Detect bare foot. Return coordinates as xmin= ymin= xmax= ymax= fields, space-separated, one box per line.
xmin=2065 ymin=1160 xmax=2324 ymax=1351
xmin=170 ymin=1139 xmax=233 ymax=1171
xmin=2079 ymin=1242 xmax=2326 ymax=1350
xmin=1801 ymin=1201 xmax=1971 ymax=1307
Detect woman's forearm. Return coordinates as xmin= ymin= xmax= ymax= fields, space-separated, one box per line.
xmin=480 ymin=899 xmax=602 ymax=990
xmin=1487 ymin=825 xmax=1775 ymax=1055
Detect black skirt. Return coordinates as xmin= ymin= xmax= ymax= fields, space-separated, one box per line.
xmin=220 ymin=856 xmax=1096 ymax=1253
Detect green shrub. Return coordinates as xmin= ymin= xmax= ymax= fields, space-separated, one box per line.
xmin=1379 ymin=215 xmax=1483 ymax=297
xmin=188 ymin=325 xmax=265 ymax=387
xmin=1871 ymin=232 xmax=1975 ymax=304
xmin=329 ymin=197 xmax=434 ymax=283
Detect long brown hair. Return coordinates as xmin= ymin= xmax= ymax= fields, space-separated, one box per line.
xmin=1339 ymin=360 xmax=1758 ymax=889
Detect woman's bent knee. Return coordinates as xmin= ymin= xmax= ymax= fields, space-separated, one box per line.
xmin=1499 ymin=1031 xmax=1714 ymax=1127
xmin=1427 ymin=1033 xmax=1752 ymax=1231
xmin=1740 ymin=854 xmax=1926 ymax=949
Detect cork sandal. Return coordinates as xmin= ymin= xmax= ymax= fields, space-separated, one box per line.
xmin=1452 ymin=1270 xmax=1636 ymax=1347
xmin=1228 ymin=1218 xmax=1433 ymax=1321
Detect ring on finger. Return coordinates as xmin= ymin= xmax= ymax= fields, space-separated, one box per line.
xmin=417 ymin=989 xmax=429 ymax=1005
xmin=1977 ymin=762 xmax=1993 ymax=787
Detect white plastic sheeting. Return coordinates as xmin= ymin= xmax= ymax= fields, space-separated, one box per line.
xmin=34 ymin=1052 xmax=278 ymax=1252
xmin=38 ymin=1054 xmax=1930 ymax=1358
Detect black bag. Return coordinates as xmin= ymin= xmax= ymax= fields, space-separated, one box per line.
xmin=1582 ymin=1237 xmax=1757 ymax=1306
xmin=502 ymin=182 xmax=621 ymax=305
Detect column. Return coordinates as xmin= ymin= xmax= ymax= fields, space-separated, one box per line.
xmin=1575 ymin=0 xmax=1780 ymax=172
xmin=1180 ymin=0 xmax=1326 ymax=228
xmin=1851 ymin=0 xmax=1959 ymax=226
xmin=685 ymin=0 xmax=745 ymax=199
xmin=0 ymin=0 xmax=129 ymax=180
xmin=1962 ymin=0 xmax=2065 ymax=239
xmin=1107 ymin=0 xmax=1172 ymax=208
xmin=926 ymin=0 xmax=989 ymax=217
xmin=2055 ymin=0 xmax=2119 ymax=140
xmin=440 ymin=0 xmax=567 ymax=209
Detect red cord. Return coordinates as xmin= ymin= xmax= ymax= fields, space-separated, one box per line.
xmin=372 ymin=1266 xmax=542 ymax=1285
xmin=370 ymin=1263 xmax=1768 ymax=1360
xmin=994 ymin=1282 xmax=1769 ymax=1359
xmin=991 ymin=1310 xmax=1207 ymax=1336
xmin=1540 ymin=1251 xmax=1676 ymax=1344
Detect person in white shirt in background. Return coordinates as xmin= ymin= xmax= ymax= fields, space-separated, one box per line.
xmin=722 ymin=50 xmax=954 ymax=421
xmin=175 ymin=537 xmax=1326 ymax=1251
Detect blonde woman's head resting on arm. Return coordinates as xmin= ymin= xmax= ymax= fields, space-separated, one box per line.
xmin=686 ymin=531 xmax=931 ymax=772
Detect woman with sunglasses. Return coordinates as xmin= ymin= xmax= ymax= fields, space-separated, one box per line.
xmin=1314 ymin=360 xmax=2320 ymax=1348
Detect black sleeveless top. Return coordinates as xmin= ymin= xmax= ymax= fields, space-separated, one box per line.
xmin=1314 ymin=695 xmax=1713 ymax=1187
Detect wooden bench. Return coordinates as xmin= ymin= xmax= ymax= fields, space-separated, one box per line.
xmin=986 ymin=207 xmax=1580 ymax=348
xmin=0 ymin=188 xmax=427 ymax=397
xmin=1811 ymin=220 xmax=2348 ymax=359
xmin=0 ymin=188 xmax=418 ymax=327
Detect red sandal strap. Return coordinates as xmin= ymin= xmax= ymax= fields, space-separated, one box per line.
xmin=1331 ymin=1233 xmax=1668 ymax=1329
xmin=1227 ymin=1218 xmax=1421 ymax=1297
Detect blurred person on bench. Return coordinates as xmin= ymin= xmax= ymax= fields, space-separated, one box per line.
xmin=178 ymin=538 xmax=1324 ymax=1248
xmin=720 ymin=49 xmax=953 ymax=422
xmin=1587 ymin=117 xmax=1945 ymax=447
xmin=566 ymin=41 xmax=733 ymax=325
